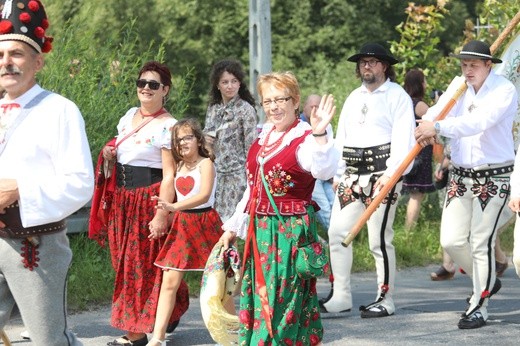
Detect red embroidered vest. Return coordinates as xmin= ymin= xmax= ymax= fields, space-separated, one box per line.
xmin=245 ymin=130 xmax=318 ymax=215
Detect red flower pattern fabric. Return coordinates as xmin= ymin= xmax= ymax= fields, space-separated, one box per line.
xmin=154 ymin=208 xmax=222 ymax=270
xmin=107 ymin=183 xmax=189 ymax=332
xmin=239 ymin=209 xmax=323 ymax=345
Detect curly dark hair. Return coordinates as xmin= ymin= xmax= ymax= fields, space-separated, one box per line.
xmin=208 ymin=59 xmax=256 ymax=107
xmin=171 ymin=118 xmax=215 ymax=165
xmin=138 ymin=61 xmax=172 ymax=88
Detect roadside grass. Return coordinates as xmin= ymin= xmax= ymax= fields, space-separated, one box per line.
xmin=67 ymin=190 xmax=515 ymax=311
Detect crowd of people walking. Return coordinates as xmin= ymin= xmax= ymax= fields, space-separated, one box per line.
xmin=1 ymin=1 xmax=520 ymax=345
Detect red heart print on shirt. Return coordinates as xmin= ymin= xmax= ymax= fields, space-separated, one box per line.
xmin=176 ymin=176 xmax=195 ymax=196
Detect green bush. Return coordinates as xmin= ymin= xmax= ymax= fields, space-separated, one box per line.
xmin=38 ymin=19 xmax=193 ymax=165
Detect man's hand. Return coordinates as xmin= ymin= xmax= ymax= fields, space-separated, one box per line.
xmin=415 ymin=120 xmax=437 ymax=147
xmin=508 ymin=197 xmax=520 ymax=213
xmin=373 ymin=175 xmax=390 ymax=194
xmin=0 ymin=179 xmax=19 ymax=213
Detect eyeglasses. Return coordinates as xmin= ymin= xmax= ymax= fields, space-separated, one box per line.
xmin=136 ymin=79 xmax=163 ymax=90
xmin=262 ymin=96 xmax=292 ymax=107
xmin=177 ymin=135 xmax=196 ymax=143
xmin=358 ymin=60 xmax=381 ymax=68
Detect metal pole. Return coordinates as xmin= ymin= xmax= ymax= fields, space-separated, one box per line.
xmin=249 ymin=0 xmax=272 ymax=124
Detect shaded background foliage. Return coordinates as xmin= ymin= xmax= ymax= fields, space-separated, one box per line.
xmin=40 ymin=0 xmax=489 ymax=128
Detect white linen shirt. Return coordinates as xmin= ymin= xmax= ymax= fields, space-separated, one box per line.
xmin=424 ymin=70 xmax=518 ymax=168
xmin=0 ymin=84 xmax=94 ymax=227
xmin=334 ymin=79 xmax=416 ymax=180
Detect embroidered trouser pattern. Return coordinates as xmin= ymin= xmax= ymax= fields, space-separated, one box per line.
xmin=440 ymin=173 xmax=510 ymax=316
xmin=0 ymin=231 xmax=82 ymax=346
xmin=328 ymin=174 xmax=401 ymax=312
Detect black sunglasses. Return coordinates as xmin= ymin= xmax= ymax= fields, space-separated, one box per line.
xmin=136 ymin=79 xmax=163 ymax=90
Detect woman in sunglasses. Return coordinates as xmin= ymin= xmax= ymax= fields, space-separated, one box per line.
xmin=98 ymin=61 xmax=189 ymax=346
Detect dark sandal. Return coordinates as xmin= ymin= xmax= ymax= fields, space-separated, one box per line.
xmin=430 ymin=265 xmax=455 ymax=281
xmin=107 ymin=335 xmax=148 ymax=346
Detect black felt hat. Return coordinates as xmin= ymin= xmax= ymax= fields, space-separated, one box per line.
xmin=0 ymin=0 xmax=53 ymax=53
xmin=450 ymin=40 xmax=501 ymax=63
xmin=347 ymin=43 xmax=399 ymax=65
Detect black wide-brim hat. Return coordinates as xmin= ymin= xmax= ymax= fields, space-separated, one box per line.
xmin=347 ymin=43 xmax=399 ymax=65
xmin=450 ymin=40 xmax=501 ymax=63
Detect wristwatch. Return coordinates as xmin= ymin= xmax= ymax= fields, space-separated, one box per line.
xmin=434 ymin=121 xmax=441 ymax=134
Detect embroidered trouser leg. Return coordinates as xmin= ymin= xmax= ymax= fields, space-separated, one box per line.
xmin=440 ymin=174 xmax=510 ymax=316
xmin=0 ymin=231 xmax=83 ymax=346
xmin=327 ymin=175 xmax=401 ymax=313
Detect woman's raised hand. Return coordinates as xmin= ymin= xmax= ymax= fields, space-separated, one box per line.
xmin=310 ymin=94 xmax=336 ymax=135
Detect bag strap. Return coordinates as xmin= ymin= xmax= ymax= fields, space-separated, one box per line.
xmin=259 ymin=158 xmax=285 ymax=225
xmin=259 ymin=157 xmax=319 ymax=245
xmin=114 ymin=107 xmax=166 ymax=149
xmin=0 ymin=90 xmax=51 ymax=156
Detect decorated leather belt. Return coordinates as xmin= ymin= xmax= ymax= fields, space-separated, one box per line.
xmin=116 ymin=163 xmax=163 ymax=189
xmin=453 ymin=165 xmax=514 ymax=179
xmin=343 ymin=143 xmax=390 ymax=175
xmin=0 ymin=203 xmax=66 ymax=239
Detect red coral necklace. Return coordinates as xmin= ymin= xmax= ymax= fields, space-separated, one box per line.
xmin=260 ymin=119 xmax=299 ymax=158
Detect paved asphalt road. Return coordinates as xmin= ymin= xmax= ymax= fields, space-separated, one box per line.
xmin=3 ymin=264 xmax=519 ymax=345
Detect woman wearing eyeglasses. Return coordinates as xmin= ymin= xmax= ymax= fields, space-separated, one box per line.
xmin=98 ymin=61 xmax=189 ymax=346
xmin=204 ymin=59 xmax=258 ymax=223
xmin=220 ymin=72 xmax=339 ymax=345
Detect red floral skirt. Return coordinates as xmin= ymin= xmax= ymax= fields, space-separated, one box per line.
xmin=155 ymin=208 xmax=222 ymax=270
xmin=107 ymin=183 xmax=189 ymax=333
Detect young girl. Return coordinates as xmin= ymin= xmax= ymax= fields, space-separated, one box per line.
xmin=147 ymin=118 xmax=222 ymax=346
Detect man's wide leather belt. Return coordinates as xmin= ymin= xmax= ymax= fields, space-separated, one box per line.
xmin=0 ymin=203 xmax=66 ymax=239
xmin=453 ymin=164 xmax=514 ymax=179
xmin=116 ymin=163 xmax=163 ymax=189
xmin=343 ymin=143 xmax=390 ymax=175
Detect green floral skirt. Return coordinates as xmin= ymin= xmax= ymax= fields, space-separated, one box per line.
xmin=239 ymin=207 xmax=324 ymax=346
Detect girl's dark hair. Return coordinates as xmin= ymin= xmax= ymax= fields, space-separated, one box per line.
xmin=208 ymin=59 xmax=256 ymax=107
xmin=171 ymin=118 xmax=215 ymax=165
xmin=355 ymin=60 xmax=396 ymax=82
xmin=404 ymin=68 xmax=425 ymax=100
xmin=139 ymin=61 xmax=172 ymax=88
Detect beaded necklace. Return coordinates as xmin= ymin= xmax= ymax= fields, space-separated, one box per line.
xmin=260 ymin=119 xmax=299 ymax=158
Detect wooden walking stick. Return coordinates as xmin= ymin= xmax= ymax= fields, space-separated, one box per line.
xmin=1 ymin=329 xmax=12 ymax=346
xmin=342 ymin=10 xmax=520 ymax=248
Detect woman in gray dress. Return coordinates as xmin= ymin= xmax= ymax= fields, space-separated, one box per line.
xmin=204 ymin=59 xmax=258 ymax=221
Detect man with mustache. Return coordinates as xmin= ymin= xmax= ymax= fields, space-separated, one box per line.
xmin=0 ymin=1 xmax=93 ymax=345
xmin=320 ymin=43 xmax=416 ymax=318
xmin=415 ymin=40 xmax=518 ymax=329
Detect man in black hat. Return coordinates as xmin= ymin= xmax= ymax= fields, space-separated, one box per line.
xmin=415 ymin=40 xmax=518 ymax=329
xmin=320 ymin=42 xmax=416 ymax=318
xmin=0 ymin=0 xmax=93 ymax=344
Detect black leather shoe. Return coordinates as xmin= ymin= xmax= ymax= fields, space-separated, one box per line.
xmin=319 ymin=300 xmax=351 ymax=314
xmin=360 ymin=304 xmax=393 ymax=318
xmin=107 ymin=335 xmax=148 ymax=346
xmin=458 ymin=310 xmax=486 ymax=329
xmin=318 ymin=288 xmax=334 ymax=305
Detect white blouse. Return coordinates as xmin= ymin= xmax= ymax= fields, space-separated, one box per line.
xmin=115 ymin=107 xmax=177 ymax=168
